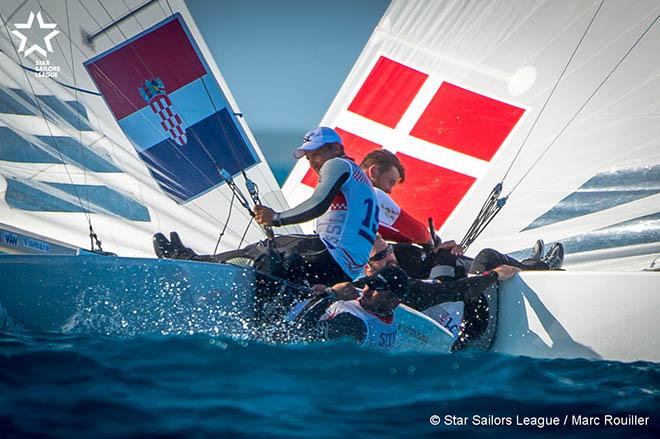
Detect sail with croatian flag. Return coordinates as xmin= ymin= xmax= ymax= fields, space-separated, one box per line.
xmin=283 ymin=0 xmax=660 ymax=272
xmin=0 ymin=0 xmax=297 ymax=258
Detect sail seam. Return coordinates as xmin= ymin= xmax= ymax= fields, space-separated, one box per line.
xmin=506 ymin=7 xmax=660 ymax=197
xmin=91 ymin=0 xmax=267 ymax=243
xmin=0 ymin=10 xmax=94 ymax=232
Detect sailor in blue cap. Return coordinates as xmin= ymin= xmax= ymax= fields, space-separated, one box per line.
xmin=154 ymin=126 xmax=378 ymax=288
xmin=252 ymin=126 xmax=378 ymax=284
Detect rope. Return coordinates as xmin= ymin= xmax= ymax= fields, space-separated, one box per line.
xmin=459 ymin=184 xmax=505 ymax=252
xmin=94 ymin=0 xmax=270 ymax=243
xmin=459 ymin=2 xmax=658 ymax=251
xmin=0 ymin=11 xmax=95 ymax=240
xmin=213 ymin=190 xmax=235 ymax=254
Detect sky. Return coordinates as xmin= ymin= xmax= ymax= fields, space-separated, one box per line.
xmin=186 ymin=0 xmax=390 ymax=183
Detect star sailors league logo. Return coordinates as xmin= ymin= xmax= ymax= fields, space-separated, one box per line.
xmin=139 ymin=78 xmax=188 ymax=146
xmin=10 ymin=11 xmax=61 ymax=77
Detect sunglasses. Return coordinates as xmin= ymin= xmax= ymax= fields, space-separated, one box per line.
xmin=368 ymin=244 xmax=394 ymax=262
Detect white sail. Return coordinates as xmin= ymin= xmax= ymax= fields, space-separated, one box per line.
xmin=283 ymin=0 xmax=660 ymax=271
xmin=0 ymin=0 xmax=298 ymax=257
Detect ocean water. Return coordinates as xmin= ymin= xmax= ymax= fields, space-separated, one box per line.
xmin=1 ymin=327 xmax=658 ymax=438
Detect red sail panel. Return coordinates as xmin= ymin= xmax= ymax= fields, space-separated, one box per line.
xmin=410 ymin=82 xmax=525 ymax=161
xmin=86 ymin=19 xmax=206 ymax=120
xmin=391 ymin=152 xmax=476 ymax=228
xmin=347 ymin=56 xmax=427 ymax=128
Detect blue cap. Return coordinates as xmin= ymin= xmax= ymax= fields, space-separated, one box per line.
xmin=293 ymin=126 xmax=342 ymax=159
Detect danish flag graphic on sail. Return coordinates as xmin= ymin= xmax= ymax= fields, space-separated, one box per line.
xmin=285 ymin=56 xmax=525 ymax=232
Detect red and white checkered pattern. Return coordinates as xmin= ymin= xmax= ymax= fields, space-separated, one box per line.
xmin=330 ymin=192 xmax=348 ymax=211
xmin=149 ymin=94 xmax=187 ymax=146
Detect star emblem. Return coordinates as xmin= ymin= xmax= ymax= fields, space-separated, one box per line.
xmin=11 ymin=11 xmax=60 ymax=58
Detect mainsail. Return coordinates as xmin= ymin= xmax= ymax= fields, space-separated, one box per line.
xmin=0 ymin=0 xmax=297 ymax=257
xmin=283 ymin=0 xmax=660 ymax=271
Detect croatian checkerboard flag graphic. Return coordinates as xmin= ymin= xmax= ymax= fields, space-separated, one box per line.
xmin=299 ymin=56 xmax=526 ymax=230
xmin=85 ymin=14 xmax=258 ymax=203
xmin=138 ymin=78 xmax=187 ymax=146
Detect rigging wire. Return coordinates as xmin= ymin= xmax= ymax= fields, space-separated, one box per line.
xmin=93 ymin=0 xmax=270 ymax=243
xmin=505 ymin=9 xmax=660 ymax=197
xmin=213 ymin=190 xmax=235 ymax=254
xmin=0 ymin=10 xmax=100 ymax=249
xmin=73 ymin=0 xmax=254 ymax=243
xmin=459 ymin=1 xmax=659 ymax=251
xmin=65 ymin=0 xmax=95 ymax=248
xmin=238 ymin=216 xmax=253 ymax=249
xmin=500 ymin=0 xmax=606 ymax=184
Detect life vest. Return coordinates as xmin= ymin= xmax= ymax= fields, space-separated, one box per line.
xmin=321 ymin=299 xmax=397 ymax=350
xmin=315 ymin=158 xmax=378 ymax=280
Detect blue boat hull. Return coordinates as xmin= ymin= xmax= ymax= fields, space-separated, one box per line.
xmin=0 ymin=254 xmax=256 ymax=333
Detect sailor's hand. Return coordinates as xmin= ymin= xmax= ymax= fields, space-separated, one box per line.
xmin=493 ymin=265 xmax=521 ymax=281
xmin=433 ymin=240 xmax=464 ymax=256
xmin=331 ymin=282 xmax=360 ymax=300
xmin=309 ymin=284 xmax=328 ymax=297
xmin=254 ymin=205 xmax=275 ymax=226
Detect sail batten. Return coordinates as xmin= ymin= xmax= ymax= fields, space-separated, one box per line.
xmin=0 ymin=0 xmax=298 ymax=256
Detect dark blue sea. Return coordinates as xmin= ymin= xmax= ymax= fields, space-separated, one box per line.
xmin=1 ymin=327 xmax=658 ymax=438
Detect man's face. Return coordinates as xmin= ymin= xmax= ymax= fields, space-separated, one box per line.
xmin=304 ymin=143 xmax=341 ymax=174
xmin=368 ymin=165 xmax=401 ymax=194
xmin=364 ymin=236 xmax=398 ymax=276
xmin=359 ymin=285 xmax=400 ymax=315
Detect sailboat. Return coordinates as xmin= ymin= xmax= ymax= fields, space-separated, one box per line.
xmin=0 ymin=0 xmax=658 ymax=362
xmin=282 ymin=0 xmax=660 ymax=361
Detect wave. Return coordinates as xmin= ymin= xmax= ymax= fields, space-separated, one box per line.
xmin=0 ymin=330 xmax=658 ymax=437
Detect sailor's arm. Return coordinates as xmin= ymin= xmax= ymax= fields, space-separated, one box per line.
xmin=375 ymin=188 xmax=432 ymax=244
xmin=403 ymin=273 xmax=495 ymax=310
xmin=374 ymin=189 xmax=462 ymax=255
xmin=254 ymin=158 xmax=350 ymax=226
xmin=402 ymin=267 xmax=519 ymax=310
